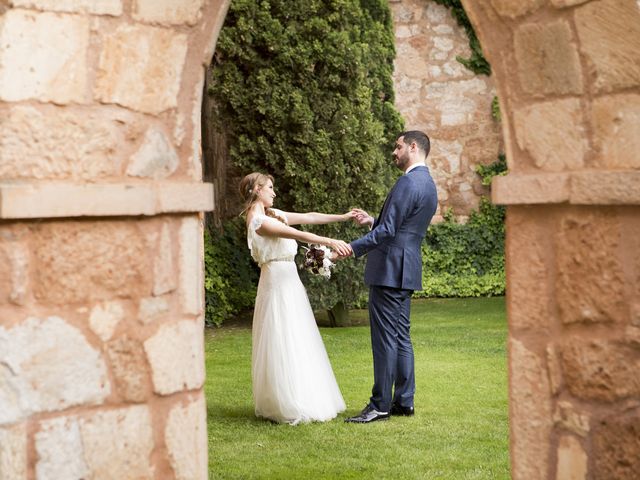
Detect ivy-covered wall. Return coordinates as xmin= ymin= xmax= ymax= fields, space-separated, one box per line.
xmin=390 ymin=0 xmax=503 ymax=219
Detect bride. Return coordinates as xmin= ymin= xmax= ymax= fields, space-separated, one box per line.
xmin=240 ymin=172 xmax=351 ymax=424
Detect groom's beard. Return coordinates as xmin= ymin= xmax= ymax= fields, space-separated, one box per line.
xmin=393 ymin=153 xmax=409 ymax=171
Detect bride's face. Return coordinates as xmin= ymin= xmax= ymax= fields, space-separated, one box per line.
xmin=257 ymin=179 xmax=276 ymax=207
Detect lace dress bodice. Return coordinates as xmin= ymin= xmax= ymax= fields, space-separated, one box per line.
xmin=247 ymin=209 xmax=298 ymax=266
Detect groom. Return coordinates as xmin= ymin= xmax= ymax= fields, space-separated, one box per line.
xmin=344 ymin=130 xmax=437 ymax=423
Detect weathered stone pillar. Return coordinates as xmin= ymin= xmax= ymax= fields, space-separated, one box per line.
xmin=0 ymin=1 xmax=230 ymax=478
xmin=462 ymin=0 xmax=640 ymax=478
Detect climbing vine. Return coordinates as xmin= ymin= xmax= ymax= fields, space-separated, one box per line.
xmin=432 ymin=0 xmax=491 ymax=75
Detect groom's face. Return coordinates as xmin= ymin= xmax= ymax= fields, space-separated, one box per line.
xmin=393 ymin=136 xmax=411 ymax=171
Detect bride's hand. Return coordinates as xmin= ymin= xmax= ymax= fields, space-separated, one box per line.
xmin=351 ymin=208 xmax=373 ymax=227
xmin=343 ymin=210 xmax=357 ymax=222
xmin=325 ymin=238 xmax=352 ymax=257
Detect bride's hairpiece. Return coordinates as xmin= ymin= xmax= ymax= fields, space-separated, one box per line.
xmin=301 ymin=245 xmax=335 ymax=279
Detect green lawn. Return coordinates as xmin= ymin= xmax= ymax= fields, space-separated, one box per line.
xmin=205 ymin=297 xmax=509 ymax=479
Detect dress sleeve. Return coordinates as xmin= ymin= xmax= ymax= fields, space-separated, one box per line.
xmin=249 ymin=214 xmax=266 ymax=233
xmin=271 ymin=208 xmax=288 ymax=224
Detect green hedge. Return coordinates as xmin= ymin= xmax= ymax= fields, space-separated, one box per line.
xmin=417 ymin=198 xmax=505 ymax=298
xmin=204 ymin=219 xmax=258 ymax=327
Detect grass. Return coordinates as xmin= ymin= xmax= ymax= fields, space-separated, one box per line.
xmin=205 ymin=297 xmax=509 ymax=479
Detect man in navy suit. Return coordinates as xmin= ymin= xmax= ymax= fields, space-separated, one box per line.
xmin=344 ymin=130 xmax=438 ymax=423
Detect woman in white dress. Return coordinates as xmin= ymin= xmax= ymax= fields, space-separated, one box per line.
xmin=240 ymin=172 xmax=351 ymax=424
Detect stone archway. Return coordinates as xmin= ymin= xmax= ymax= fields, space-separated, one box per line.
xmin=0 ymin=1 xmax=231 ymax=478
xmin=1 ymin=0 xmax=638 ymax=479
xmin=462 ymin=1 xmax=640 ymax=479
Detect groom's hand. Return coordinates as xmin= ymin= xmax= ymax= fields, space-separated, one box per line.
xmin=351 ymin=208 xmax=374 ymax=228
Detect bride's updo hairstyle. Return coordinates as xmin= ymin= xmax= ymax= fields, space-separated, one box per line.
xmin=239 ymin=172 xmax=287 ymax=224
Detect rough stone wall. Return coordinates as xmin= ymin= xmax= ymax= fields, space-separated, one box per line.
xmin=463 ymin=0 xmax=640 ymax=479
xmin=390 ymin=0 xmax=503 ymax=219
xmin=0 ymin=1 xmax=230 ymax=479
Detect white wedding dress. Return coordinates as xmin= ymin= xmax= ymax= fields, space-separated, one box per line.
xmin=247 ymin=210 xmax=346 ymax=424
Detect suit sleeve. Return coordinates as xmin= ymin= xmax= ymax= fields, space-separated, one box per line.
xmin=350 ymin=176 xmax=415 ymax=258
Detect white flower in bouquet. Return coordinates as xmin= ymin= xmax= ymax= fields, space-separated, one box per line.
xmin=301 ymin=244 xmax=335 ymax=279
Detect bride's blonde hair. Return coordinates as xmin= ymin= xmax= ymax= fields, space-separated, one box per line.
xmin=239 ymin=172 xmax=287 ymax=224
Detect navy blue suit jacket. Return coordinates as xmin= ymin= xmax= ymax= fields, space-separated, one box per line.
xmin=350 ymin=166 xmax=437 ymax=291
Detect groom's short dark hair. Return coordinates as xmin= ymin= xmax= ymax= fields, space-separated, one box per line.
xmin=398 ymin=130 xmax=430 ymax=157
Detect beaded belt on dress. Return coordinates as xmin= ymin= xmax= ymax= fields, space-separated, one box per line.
xmin=259 ymin=256 xmax=295 ymax=268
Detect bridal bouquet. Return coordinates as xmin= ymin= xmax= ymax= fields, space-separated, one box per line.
xmin=301 ymin=244 xmax=335 ymax=279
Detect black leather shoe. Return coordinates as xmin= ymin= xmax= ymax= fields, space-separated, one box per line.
xmin=344 ymin=404 xmax=390 ymax=423
xmin=390 ymin=404 xmax=415 ymax=416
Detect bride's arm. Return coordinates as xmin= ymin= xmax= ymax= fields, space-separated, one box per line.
xmin=283 ymin=211 xmax=354 ymax=226
xmin=256 ymin=218 xmax=351 ymax=256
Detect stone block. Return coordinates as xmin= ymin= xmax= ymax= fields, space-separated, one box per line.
xmin=89 ymin=300 xmax=125 ymax=342
xmin=36 ymin=406 xmax=154 ymax=480
xmin=555 ymin=210 xmax=626 ymax=324
xmin=546 ymin=344 xmax=563 ymax=395
xmin=506 ymin=209 xmax=553 ymax=332
xmin=127 ymin=127 xmax=179 ymax=179
xmin=555 ymin=435 xmax=587 ymax=480
xmin=153 ymin=222 xmax=176 ymax=296
xmin=592 ymin=409 xmax=640 ymax=479
xmin=79 ymin=406 xmax=154 ymax=478
xmin=560 ymin=339 xmax=640 ymax=402
xmin=570 ymin=171 xmax=640 ymax=205
xmin=133 ymin=0 xmax=204 ymax=26
xmin=553 ymin=401 xmax=590 ymax=437
xmin=138 ymin=296 xmax=170 ymax=325
xmin=94 ymin=24 xmax=188 ymax=115
xmin=10 ymin=0 xmax=123 ymax=15
xmin=490 ymin=0 xmax=545 ymax=18
xmin=144 ymin=320 xmax=205 ymax=395
xmin=2 ymin=242 xmax=28 ymax=306
xmin=591 ymin=94 xmax=640 ymax=169
xmin=492 ymin=173 xmax=570 ymax=205
xmin=106 ymin=336 xmax=151 ymax=403
xmin=35 ymin=417 xmax=89 ymax=479
xmin=179 ymin=216 xmax=203 ymax=316
xmin=165 ymin=394 xmax=207 ymax=480
xmin=0 ymin=423 xmax=27 ymax=480
xmin=0 ymin=230 xmax=30 ymax=306
xmin=550 ymin=0 xmax=590 ymax=6
xmin=0 ymin=317 xmax=110 ymax=426
xmin=0 ymin=10 xmax=89 ymax=103
xmin=514 ymin=99 xmax=587 ymax=171
xmin=510 ymin=338 xmax=552 ymax=480
xmin=0 ymin=182 xmax=215 ymax=219
xmin=188 ymin=75 xmax=205 ymax=181
xmin=574 ymin=0 xmax=640 ymax=93
xmin=33 ymin=221 xmax=151 ymax=304
xmin=514 ymin=20 xmax=583 ymax=97
xmin=0 ymin=106 xmax=129 ymax=181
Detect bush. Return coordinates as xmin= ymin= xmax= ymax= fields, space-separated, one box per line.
xmin=417 ymin=198 xmax=505 ymax=298
xmin=204 ymin=218 xmax=259 ymax=327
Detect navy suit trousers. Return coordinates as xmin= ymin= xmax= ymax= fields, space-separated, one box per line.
xmin=368 ymin=285 xmax=415 ymax=412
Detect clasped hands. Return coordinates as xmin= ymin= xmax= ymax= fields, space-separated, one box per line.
xmin=328 ymin=208 xmax=374 ymax=261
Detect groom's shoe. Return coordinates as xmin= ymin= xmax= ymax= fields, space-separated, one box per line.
xmin=344 ymin=404 xmax=390 ymax=423
xmin=390 ymin=403 xmax=415 ymax=416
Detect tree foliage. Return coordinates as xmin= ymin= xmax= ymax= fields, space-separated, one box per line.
xmin=207 ymin=0 xmax=404 ymax=315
